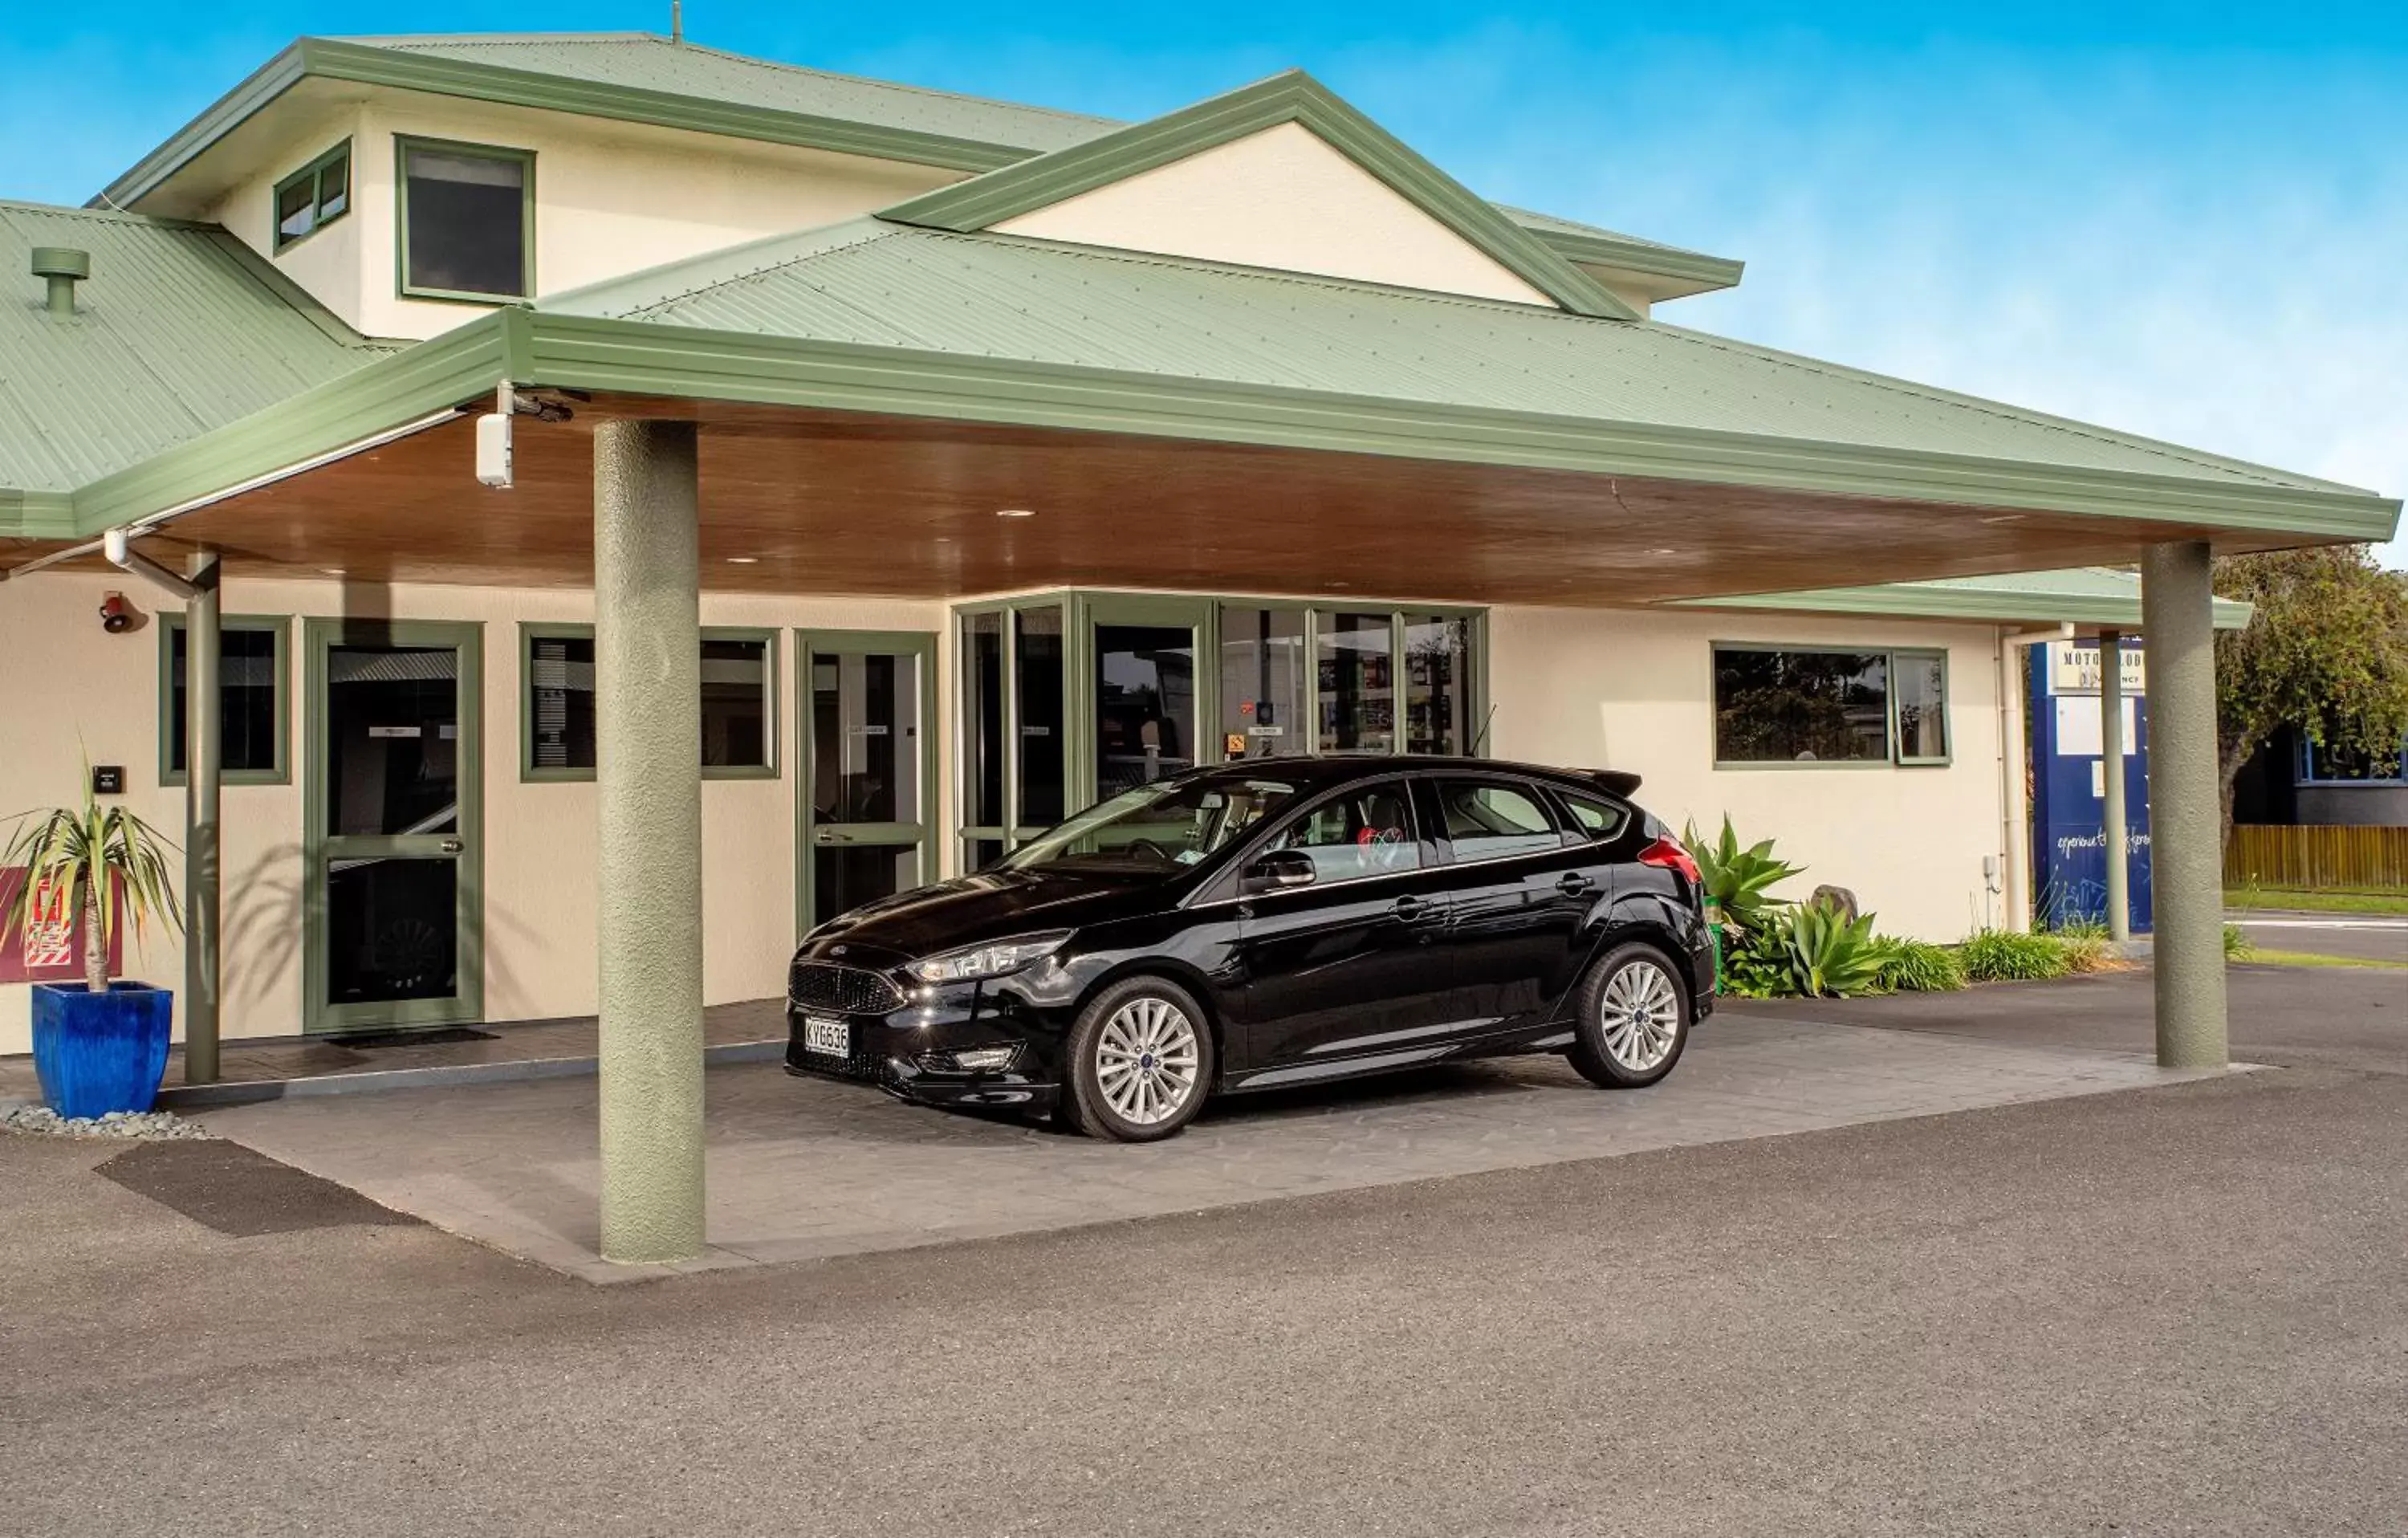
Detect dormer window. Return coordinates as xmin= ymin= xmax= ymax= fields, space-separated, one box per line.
xmin=397 ymin=136 xmax=535 ymax=302
xmin=273 ymin=141 xmax=351 ymax=251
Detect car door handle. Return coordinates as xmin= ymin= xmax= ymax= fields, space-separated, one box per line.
xmin=1556 ymin=873 xmax=1595 ymax=895
xmin=1393 ymin=895 xmax=1431 ymax=918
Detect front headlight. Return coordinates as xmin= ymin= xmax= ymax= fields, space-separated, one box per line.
xmin=905 ymin=931 xmax=1072 ymax=985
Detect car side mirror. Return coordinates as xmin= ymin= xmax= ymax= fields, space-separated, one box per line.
xmin=1242 ymin=849 xmax=1317 ymax=893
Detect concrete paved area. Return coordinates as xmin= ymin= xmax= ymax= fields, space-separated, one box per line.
xmin=3 ymin=960 xmax=2402 ymax=1537
xmin=193 ymin=1014 xmax=2222 ymax=1281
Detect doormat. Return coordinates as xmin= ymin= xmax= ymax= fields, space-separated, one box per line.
xmin=325 ymin=1026 xmax=500 ymax=1049
xmin=98 ymin=1141 xmax=420 ymax=1237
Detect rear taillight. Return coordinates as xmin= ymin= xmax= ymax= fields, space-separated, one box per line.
xmin=1637 ymin=836 xmax=1702 ymax=887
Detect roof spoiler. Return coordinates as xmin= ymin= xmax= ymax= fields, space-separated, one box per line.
xmin=1584 ymin=769 xmax=1643 ymax=799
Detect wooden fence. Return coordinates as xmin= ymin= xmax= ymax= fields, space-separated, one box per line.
xmin=2225 ymin=824 xmax=2408 ymax=891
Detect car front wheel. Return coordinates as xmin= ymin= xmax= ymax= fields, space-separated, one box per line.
xmin=1060 ymin=976 xmax=1215 ymax=1141
xmin=1566 ymin=942 xmax=1691 ymax=1088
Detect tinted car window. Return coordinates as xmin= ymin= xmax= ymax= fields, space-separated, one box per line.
xmin=1267 ymin=780 xmax=1422 ymax=883
xmin=1556 ymin=789 xmax=1629 ymax=840
xmin=1433 ymin=779 xmax=1561 ymax=860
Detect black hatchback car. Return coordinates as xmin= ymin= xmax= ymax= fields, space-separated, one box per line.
xmin=786 ymin=756 xmax=1712 ymax=1141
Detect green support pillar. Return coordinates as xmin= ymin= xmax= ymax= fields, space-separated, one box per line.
xmin=2139 ymin=542 xmax=2227 ymax=1069
xmin=182 ymin=550 xmax=222 ymax=1085
xmin=2098 ymin=629 xmax=2131 ymax=944
xmin=593 ymin=419 xmax=706 ymax=1264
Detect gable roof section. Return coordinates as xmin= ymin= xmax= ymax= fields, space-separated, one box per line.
xmin=1497 ymin=205 xmax=1745 ymax=297
xmin=875 ymin=71 xmax=1638 ymax=320
xmin=0 ymin=201 xmax=392 ymax=534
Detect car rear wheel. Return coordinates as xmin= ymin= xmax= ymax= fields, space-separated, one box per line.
xmin=1566 ymin=942 xmax=1690 ymax=1088
xmin=1060 ymin=976 xmax=1215 ymax=1142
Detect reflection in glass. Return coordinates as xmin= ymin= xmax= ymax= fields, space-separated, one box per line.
xmin=1894 ymin=653 xmax=1948 ymax=760
xmin=1016 ymin=608 xmax=1066 ymax=827
xmin=813 ymin=845 xmax=920 ymax=926
xmin=169 ymin=625 xmax=281 ymax=775
xmin=1316 ymin=612 xmax=1393 ymax=753
xmin=1403 ymin=614 xmax=1471 ymax=756
xmin=1219 ymin=606 xmax=1304 ymax=763
xmin=966 ymin=837 xmax=1006 ymax=872
xmin=326 ymin=646 xmax=460 ymax=836
xmin=527 ymin=633 xmax=595 ymax=771
xmin=1096 ymin=624 xmax=1196 ymax=800
xmin=962 ymin=612 xmax=1006 ymax=828
xmin=700 ymin=637 xmax=769 ymax=768
xmin=326 ymin=856 xmax=458 ymax=1005
xmin=811 ymin=651 xmax=918 ymax=824
xmin=1712 ymin=649 xmax=1889 ymax=763
xmin=402 ymin=144 xmax=527 ymax=298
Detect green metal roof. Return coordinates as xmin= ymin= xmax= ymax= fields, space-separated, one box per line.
xmin=95 ymin=32 xmax=1738 ymax=294
xmin=1685 ymin=567 xmax=2255 ymax=630
xmin=544 ymin=217 xmax=2362 ymax=496
xmin=0 ymin=201 xmax=389 ymax=513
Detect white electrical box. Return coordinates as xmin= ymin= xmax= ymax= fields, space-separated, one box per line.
xmin=475 ymin=412 xmax=513 ymax=489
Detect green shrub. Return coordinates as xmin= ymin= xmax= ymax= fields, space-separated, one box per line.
xmin=1872 ymin=937 xmax=1968 ymax=992
xmin=2224 ymin=923 xmax=2254 ymax=961
xmin=1721 ymin=913 xmax=1797 ymax=999
xmin=1682 ymin=816 xmax=1804 ymax=934
xmin=1784 ymin=897 xmax=1887 ymax=998
xmin=1960 ymin=929 xmax=2072 ymax=983
xmin=2048 ymin=921 xmax=2115 ymax=974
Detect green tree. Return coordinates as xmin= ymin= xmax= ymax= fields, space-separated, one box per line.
xmin=2212 ymin=546 xmax=2408 ymax=832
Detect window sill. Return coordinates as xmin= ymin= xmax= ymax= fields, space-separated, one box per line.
xmin=162 ymin=768 xmax=291 ymax=788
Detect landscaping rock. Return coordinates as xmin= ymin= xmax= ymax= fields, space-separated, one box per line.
xmin=1810 ymin=885 xmax=1861 ymax=923
xmin=0 ymin=1104 xmax=213 ymax=1141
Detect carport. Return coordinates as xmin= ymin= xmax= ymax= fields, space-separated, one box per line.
xmin=8 ymin=234 xmax=2398 ymax=1263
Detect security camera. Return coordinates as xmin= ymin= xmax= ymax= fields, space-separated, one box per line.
xmin=100 ymin=592 xmax=136 ymax=633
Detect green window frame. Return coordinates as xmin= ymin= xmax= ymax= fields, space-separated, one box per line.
xmin=1710 ymin=641 xmax=1953 ymax=770
xmin=158 ymin=614 xmax=291 ymax=787
xmin=395 ymin=135 xmax=536 ymax=303
xmin=952 ymin=591 xmax=1489 ymax=870
xmin=272 ymin=140 xmax=351 ymax=251
xmin=516 ymin=623 xmax=779 ymax=781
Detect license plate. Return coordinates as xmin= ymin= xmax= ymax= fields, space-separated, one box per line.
xmin=802 ymin=1015 xmax=850 ymax=1057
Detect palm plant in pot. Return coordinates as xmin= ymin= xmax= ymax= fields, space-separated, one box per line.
xmin=1 ymin=782 xmax=182 ymax=1118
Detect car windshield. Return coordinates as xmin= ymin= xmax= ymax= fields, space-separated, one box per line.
xmin=999 ymin=775 xmax=1300 ymax=877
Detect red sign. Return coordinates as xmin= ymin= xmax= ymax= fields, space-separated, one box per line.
xmin=0 ymin=868 xmax=124 ymax=985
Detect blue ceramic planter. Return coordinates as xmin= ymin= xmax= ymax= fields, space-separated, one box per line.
xmin=31 ymin=983 xmax=174 ymax=1120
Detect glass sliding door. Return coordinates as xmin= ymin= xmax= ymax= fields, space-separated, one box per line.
xmin=1219 ymin=605 xmax=1306 ymax=763
xmin=1316 ymin=611 xmax=1396 ymax=753
xmin=304 ymin=620 xmax=483 ymax=1033
xmin=1014 ymin=607 xmax=1066 ymax=837
xmin=955 ymin=597 xmax=1071 ymax=869
xmin=1402 ymin=612 xmax=1475 ymax=756
xmin=799 ymin=631 xmax=936 ymax=935
xmin=1084 ymin=595 xmax=1208 ymax=804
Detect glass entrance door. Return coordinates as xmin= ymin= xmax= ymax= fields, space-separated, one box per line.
xmin=799 ymin=631 xmax=935 ymax=935
xmin=1084 ymin=596 xmax=1208 ymax=805
xmin=304 ymin=620 xmax=483 ymax=1032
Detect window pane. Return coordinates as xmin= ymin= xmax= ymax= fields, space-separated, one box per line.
xmin=1316 ymin=612 xmax=1393 ymax=753
xmin=1403 ymin=613 xmax=1472 ymax=755
xmin=966 ymin=837 xmax=1006 ymax=872
xmin=1558 ymin=790 xmax=1629 ymax=840
xmin=962 ymin=612 xmax=1006 ymax=827
xmin=527 ymin=633 xmax=596 ymax=771
xmin=814 ymin=844 xmax=920 ymax=926
xmin=1894 ymin=653 xmax=1948 ymax=761
xmin=1713 ymin=649 xmax=1889 ymax=763
xmin=403 ymin=145 xmax=527 ymax=297
xmin=1219 ymin=605 xmax=1304 ymax=763
xmin=1095 ymin=623 xmax=1196 ymax=802
xmin=169 ymin=625 xmax=280 ymax=775
xmin=1015 ymin=607 xmax=1065 ymax=827
xmin=326 ymin=645 xmax=459 ymax=836
xmin=1267 ymin=781 xmax=1420 ymax=882
xmin=277 ymin=176 xmax=315 ymax=242
xmin=700 ymin=637 xmax=769 ymax=768
xmin=810 ymin=650 xmax=918 ymax=824
xmin=1433 ymin=779 xmax=1561 ymax=860
xmin=326 ymin=856 xmax=457 ymax=1005
xmin=317 ymin=151 xmax=349 ymax=220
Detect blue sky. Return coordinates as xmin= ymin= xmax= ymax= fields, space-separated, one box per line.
xmin=6 ymin=3 xmax=2403 ymax=563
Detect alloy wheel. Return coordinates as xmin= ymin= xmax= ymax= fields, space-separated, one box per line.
xmin=1598 ymin=959 xmax=1682 ymax=1072
xmin=1096 ymin=995 xmax=1202 ymax=1126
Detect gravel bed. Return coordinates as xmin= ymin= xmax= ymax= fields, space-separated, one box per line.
xmin=0 ymin=1105 xmax=214 ymax=1141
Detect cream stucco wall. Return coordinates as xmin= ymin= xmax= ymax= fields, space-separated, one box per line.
xmin=1487 ymin=605 xmax=2018 ymax=942
xmin=203 ymin=87 xmax=962 ymax=340
xmin=0 ymin=570 xmax=948 ymax=1056
xmin=995 ymin=121 xmax=1556 ymax=307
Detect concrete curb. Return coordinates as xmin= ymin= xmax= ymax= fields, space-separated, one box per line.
xmin=153 ymin=1038 xmax=786 ymax=1110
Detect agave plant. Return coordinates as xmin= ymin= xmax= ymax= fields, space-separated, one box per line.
xmin=1784 ymin=897 xmax=1886 ymax=998
xmin=0 ymin=779 xmax=182 ymax=995
xmin=1681 ymin=815 xmax=1804 ymax=934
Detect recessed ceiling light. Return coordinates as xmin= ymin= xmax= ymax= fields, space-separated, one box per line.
xmin=320 ymin=568 xmax=346 ymax=577
xmin=1979 ymin=514 xmax=2028 ymax=525
xmin=995 ymin=507 xmax=1037 ymax=519
xmin=725 ymin=555 xmax=759 ymax=564
xmin=1649 ymin=547 xmax=1679 ymax=556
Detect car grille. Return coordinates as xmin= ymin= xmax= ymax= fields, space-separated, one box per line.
xmin=788 ymin=960 xmax=905 ymax=1016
